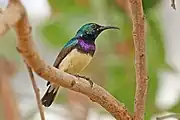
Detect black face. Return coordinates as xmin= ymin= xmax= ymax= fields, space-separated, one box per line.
xmin=75 ymin=23 xmax=119 ymax=41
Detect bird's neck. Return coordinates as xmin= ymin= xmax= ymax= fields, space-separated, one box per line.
xmin=77 ymin=39 xmax=96 ymax=56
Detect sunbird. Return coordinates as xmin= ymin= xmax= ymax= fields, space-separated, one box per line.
xmin=41 ymin=23 xmax=119 ymax=107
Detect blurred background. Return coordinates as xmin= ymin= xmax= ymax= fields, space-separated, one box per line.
xmin=0 ymin=0 xmax=180 ymax=120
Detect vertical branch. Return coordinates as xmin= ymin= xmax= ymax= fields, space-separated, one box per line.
xmin=0 ymin=57 xmax=19 ymax=120
xmin=25 ymin=63 xmax=45 ymax=120
xmin=128 ymin=0 xmax=147 ymax=120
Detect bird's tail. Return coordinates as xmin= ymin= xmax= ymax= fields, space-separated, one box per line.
xmin=41 ymin=84 xmax=59 ymax=107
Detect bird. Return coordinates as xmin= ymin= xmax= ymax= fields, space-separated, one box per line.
xmin=41 ymin=23 xmax=119 ymax=107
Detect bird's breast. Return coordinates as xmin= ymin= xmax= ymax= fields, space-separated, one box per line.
xmin=58 ymin=49 xmax=93 ymax=74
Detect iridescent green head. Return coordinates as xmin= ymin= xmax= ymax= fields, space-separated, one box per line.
xmin=75 ymin=23 xmax=119 ymax=41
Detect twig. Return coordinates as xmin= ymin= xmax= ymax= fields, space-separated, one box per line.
xmin=0 ymin=0 xmax=133 ymax=120
xmin=24 ymin=62 xmax=45 ymax=120
xmin=0 ymin=57 xmax=19 ymax=120
xmin=171 ymin=0 xmax=176 ymax=10
xmin=128 ymin=0 xmax=147 ymax=120
xmin=156 ymin=113 xmax=180 ymax=120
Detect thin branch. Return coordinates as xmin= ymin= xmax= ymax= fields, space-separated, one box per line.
xmin=0 ymin=0 xmax=133 ymax=120
xmin=25 ymin=62 xmax=45 ymax=120
xmin=128 ymin=0 xmax=147 ymax=120
xmin=156 ymin=114 xmax=180 ymax=120
xmin=171 ymin=0 xmax=176 ymax=10
xmin=0 ymin=57 xmax=19 ymax=120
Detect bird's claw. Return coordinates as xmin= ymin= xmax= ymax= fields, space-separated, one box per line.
xmin=75 ymin=74 xmax=93 ymax=88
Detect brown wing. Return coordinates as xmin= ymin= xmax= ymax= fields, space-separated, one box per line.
xmin=47 ymin=44 xmax=77 ymax=86
xmin=53 ymin=46 xmax=76 ymax=68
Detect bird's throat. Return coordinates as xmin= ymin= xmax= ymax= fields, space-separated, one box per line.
xmin=78 ymin=39 xmax=95 ymax=51
xmin=77 ymin=39 xmax=96 ymax=56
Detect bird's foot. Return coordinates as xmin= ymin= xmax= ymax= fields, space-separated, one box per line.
xmin=74 ymin=74 xmax=93 ymax=88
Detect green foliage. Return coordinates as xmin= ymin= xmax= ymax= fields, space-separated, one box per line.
xmin=41 ymin=19 xmax=70 ymax=48
xmin=142 ymin=0 xmax=161 ymax=12
xmin=170 ymin=102 xmax=180 ymax=113
xmin=48 ymin=0 xmax=90 ymax=14
xmin=106 ymin=56 xmax=135 ymax=113
xmin=107 ymin=0 xmax=161 ymax=12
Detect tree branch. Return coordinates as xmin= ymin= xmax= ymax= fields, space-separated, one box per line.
xmin=0 ymin=0 xmax=133 ymax=120
xmin=25 ymin=62 xmax=45 ymax=120
xmin=128 ymin=0 xmax=147 ymax=120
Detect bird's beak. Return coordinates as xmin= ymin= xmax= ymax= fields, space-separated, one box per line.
xmin=99 ymin=26 xmax=120 ymax=31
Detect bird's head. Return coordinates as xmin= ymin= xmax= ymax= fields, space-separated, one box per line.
xmin=75 ymin=23 xmax=119 ymax=42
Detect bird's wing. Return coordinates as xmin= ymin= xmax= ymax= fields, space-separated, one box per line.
xmin=47 ymin=38 xmax=78 ymax=86
xmin=53 ymin=38 xmax=78 ymax=68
